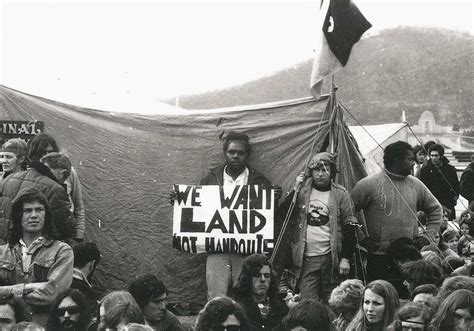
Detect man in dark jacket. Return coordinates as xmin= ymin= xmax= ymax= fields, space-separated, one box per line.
xmin=460 ymin=153 xmax=474 ymax=205
xmin=230 ymin=254 xmax=288 ymax=330
xmin=199 ymin=131 xmax=281 ymax=300
xmin=171 ymin=131 xmax=281 ymax=300
xmin=0 ymin=156 xmax=75 ymax=243
xmin=129 ymin=274 xmax=185 ymax=331
xmin=420 ymin=144 xmax=460 ymax=221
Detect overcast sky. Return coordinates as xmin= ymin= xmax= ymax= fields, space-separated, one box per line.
xmin=0 ymin=0 xmax=472 ymax=112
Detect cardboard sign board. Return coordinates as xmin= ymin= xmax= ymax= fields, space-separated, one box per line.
xmin=0 ymin=120 xmax=44 ymax=142
xmin=172 ymin=184 xmax=274 ymax=255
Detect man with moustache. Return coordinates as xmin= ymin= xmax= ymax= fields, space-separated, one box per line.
xmin=231 ymin=254 xmax=288 ymax=330
xmin=351 ymin=141 xmax=442 ymax=282
xmin=47 ymin=289 xmax=90 ymax=331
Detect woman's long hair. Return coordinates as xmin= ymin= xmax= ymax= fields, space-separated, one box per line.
xmin=431 ymin=289 xmax=474 ymax=330
xmin=97 ymin=291 xmax=143 ymax=331
xmin=346 ymin=280 xmax=400 ymax=331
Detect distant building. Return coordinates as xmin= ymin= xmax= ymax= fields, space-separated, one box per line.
xmin=411 ymin=111 xmax=448 ymax=134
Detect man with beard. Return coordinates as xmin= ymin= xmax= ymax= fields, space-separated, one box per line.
xmin=351 ymin=141 xmax=443 ymax=282
xmin=128 ymin=274 xmax=184 ymax=331
xmin=420 ymin=143 xmax=460 ymax=221
xmin=230 ymin=254 xmax=288 ymax=330
xmin=47 ymin=289 xmax=89 ymax=331
xmin=281 ymin=152 xmax=357 ymax=302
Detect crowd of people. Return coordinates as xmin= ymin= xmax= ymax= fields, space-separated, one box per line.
xmin=0 ymin=131 xmax=472 ymax=330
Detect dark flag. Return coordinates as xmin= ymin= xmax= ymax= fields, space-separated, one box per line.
xmin=310 ymin=0 xmax=372 ymax=98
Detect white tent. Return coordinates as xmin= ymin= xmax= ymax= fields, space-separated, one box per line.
xmin=349 ymin=123 xmax=408 ymax=174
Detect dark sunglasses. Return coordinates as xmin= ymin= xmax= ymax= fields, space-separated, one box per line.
xmin=214 ymin=326 xmax=240 ymax=331
xmin=56 ymin=306 xmax=80 ymax=316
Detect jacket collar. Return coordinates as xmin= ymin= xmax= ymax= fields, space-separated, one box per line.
xmin=28 ymin=161 xmax=66 ymax=189
xmin=210 ymin=164 xmax=261 ymax=184
xmin=16 ymin=236 xmax=54 ymax=251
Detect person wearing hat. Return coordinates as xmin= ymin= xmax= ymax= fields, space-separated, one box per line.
xmin=0 ymin=139 xmax=27 ymax=181
xmin=282 ymin=152 xmax=358 ymax=302
xmin=351 ymin=141 xmax=442 ymax=283
xmin=439 ymin=228 xmax=460 ymax=259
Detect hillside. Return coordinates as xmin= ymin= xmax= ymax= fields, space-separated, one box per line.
xmin=165 ymin=27 xmax=473 ymax=127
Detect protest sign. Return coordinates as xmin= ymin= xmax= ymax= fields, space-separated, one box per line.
xmin=172 ymin=184 xmax=274 ymax=255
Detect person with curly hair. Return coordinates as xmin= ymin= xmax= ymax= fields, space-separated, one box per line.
xmin=328 ymin=279 xmax=365 ymax=330
xmin=431 ymin=289 xmax=473 ymax=331
xmin=231 ymin=254 xmax=288 ymax=330
xmin=351 ymin=141 xmax=442 ymax=283
xmin=386 ymin=301 xmax=434 ymax=331
xmin=346 ymin=280 xmax=400 ymax=331
xmin=195 ymin=297 xmax=249 ymax=331
xmin=400 ymin=260 xmax=444 ymax=295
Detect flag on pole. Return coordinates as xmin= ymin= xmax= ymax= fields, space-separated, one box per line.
xmin=310 ymin=0 xmax=372 ymax=98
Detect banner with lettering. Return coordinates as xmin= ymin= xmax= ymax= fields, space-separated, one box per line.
xmin=0 ymin=120 xmax=44 ymax=142
xmin=172 ymin=184 xmax=274 ymax=255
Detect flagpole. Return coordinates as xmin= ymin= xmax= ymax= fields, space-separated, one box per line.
xmin=329 ymin=75 xmax=338 ymax=154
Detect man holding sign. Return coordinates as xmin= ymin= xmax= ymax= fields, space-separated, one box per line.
xmin=171 ymin=131 xmax=281 ymax=300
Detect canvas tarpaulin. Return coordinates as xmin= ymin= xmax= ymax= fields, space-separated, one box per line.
xmin=0 ymin=85 xmax=366 ymax=305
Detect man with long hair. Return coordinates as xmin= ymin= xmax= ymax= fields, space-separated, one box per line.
xmin=230 ymin=254 xmax=288 ymax=330
xmin=47 ymin=289 xmax=90 ymax=331
xmin=0 ymin=149 xmax=75 ymax=243
xmin=431 ymin=289 xmax=473 ymax=331
xmin=28 ymin=133 xmax=86 ymax=243
xmin=0 ymin=188 xmax=73 ymax=326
